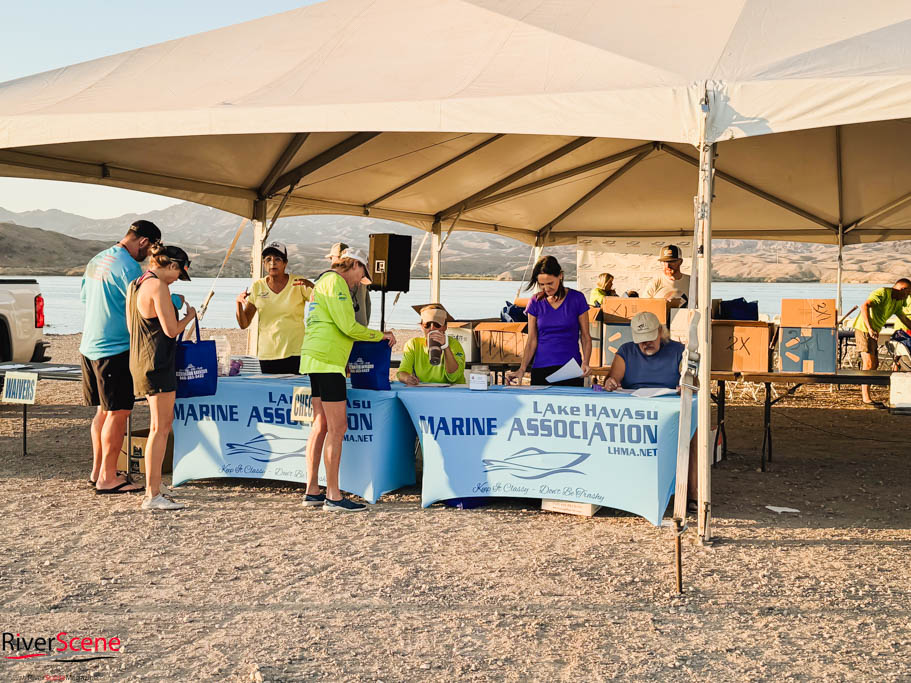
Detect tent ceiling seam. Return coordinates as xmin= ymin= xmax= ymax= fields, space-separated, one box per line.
xmin=436 ymin=136 xmax=595 ymax=220
xmin=363 ymin=133 xmax=503 ymax=210
xmin=658 ymin=143 xmax=838 ymax=231
xmin=258 ymin=132 xmax=310 ymax=199
xmin=536 ymin=147 xmax=653 ymax=240
xmin=267 ymin=131 xmax=380 ymax=197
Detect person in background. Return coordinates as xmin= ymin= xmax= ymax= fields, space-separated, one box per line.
xmin=80 ymin=219 xmax=162 ymax=494
xmin=506 ymin=255 xmax=591 ymax=387
xmin=126 ymin=244 xmax=197 ymax=511
xmin=299 ymin=249 xmax=395 ymax=512
xmin=603 ymin=311 xmax=696 ymax=501
xmin=853 ymin=279 xmax=911 ymax=404
xmin=588 ymin=272 xmax=617 ymax=307
xmin=397 ymin=304 xmax=466 ymax=385
xmin=236 ymin=241 xmax=313 ymax=374
xmin=624 ymin=290 xmax=640 ymax=298
xmin=327 ymin=242 xmax=371 ymax=326
xmin=643 ymin=244 xmax=690 ymax=308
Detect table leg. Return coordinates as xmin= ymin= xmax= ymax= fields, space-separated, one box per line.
xmin=22 ymin=404 xmax=28 ymax=457
xmin=718 ymin=380 xmax=727 ymax=462
xmin=760 ymin=382 xmax=772 ymax=472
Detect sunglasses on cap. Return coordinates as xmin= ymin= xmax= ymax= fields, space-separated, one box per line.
xmin=422 ymin=321 xmax=443 ymax=330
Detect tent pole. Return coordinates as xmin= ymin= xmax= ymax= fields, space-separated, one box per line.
xmin=836 ymin=225 xmax=844 ymax=323
xmin=695 ymin=126 xmax=715 ymax=544
xmin=247 ymin=199 xmax=268 ymax=356
xmin=430 ymin=219 xmax=442 ymax=303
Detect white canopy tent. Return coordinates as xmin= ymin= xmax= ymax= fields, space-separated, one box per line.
xmin=3 ymin=0 xmax=911 ymax=540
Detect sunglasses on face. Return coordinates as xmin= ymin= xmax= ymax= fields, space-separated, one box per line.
xmin=422 ymin=321 xmax=442 ymax=330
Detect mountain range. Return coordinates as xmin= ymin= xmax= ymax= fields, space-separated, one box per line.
xmin=1 ymin=202 xmax=910 ymax=283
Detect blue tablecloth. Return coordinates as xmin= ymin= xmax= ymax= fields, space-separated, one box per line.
xmin=172 ymin=376 xmax=416 ymax=503
xmin=397 ymin=385 xmax=695 ymax=525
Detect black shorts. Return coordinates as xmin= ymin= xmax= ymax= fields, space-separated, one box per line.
xmin=260 ymin=356 xmax=301 ymax=374
xmin=308 ymin=373 xmax=347 ymax=402
xmin=81 ymin=351 xmax=135 ymax=411
xmin=530 ymin=365 xmax=585 ymax=388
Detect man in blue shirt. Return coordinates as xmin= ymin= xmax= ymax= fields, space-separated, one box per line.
xmin=605 ymin=312 xmax=684 ymax=391
xmin=80 ymin=220 xmax=161 ymax=494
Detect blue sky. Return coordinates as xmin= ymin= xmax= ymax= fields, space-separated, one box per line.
xmin=0 ymin=1 xmax=321 ymax=218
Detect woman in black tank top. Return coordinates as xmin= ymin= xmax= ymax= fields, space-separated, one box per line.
xmin=126 ymin=243 xmax=196 ymax=511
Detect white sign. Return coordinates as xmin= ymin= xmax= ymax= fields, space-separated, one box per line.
xmin=468 ymin=372 xmax=490 ymax=391
xmin=290 ymin=386 xmax=314 ymax=423
xmin=576 ymin=237 xmax=693 ymax=299
xmin=2 ymin=371 xmax=38 ymax=404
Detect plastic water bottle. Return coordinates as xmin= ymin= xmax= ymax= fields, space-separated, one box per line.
xmin=428 ymin=336 xmax=443 ymax=366
xmin=212 ymin=335 xmax=231 ymax=376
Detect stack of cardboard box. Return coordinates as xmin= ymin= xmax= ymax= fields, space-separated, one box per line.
xmin=778 ymin=299 xmax=837 ymax=373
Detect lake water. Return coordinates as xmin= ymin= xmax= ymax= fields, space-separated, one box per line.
xmin=35 ymin=276 xmax=886 ymax=335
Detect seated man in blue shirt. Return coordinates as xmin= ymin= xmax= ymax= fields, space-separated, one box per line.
xmin=604 ymin=311 xmax=697 ymax=508
xmin=603 ymin=311 xmax=683 ymax=391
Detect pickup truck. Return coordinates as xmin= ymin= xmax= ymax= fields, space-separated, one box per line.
xmin=0 ymin=278 xmax=51 ymax=363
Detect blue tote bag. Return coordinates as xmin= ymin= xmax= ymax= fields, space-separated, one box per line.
xmin=175 ymin=319 xmax=218 ymax=398
xmin=348 ymin=341 xmax=391 ymax=391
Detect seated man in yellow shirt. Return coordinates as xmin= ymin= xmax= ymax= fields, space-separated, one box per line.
xmin=397 ymin=304 xmax=466 ymax=385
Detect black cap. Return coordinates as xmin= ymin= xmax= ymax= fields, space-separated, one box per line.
xmin=130 ymin=219 xmax=162 ymax=243
xmin=162 ymin=245 xmax=191 ymax=281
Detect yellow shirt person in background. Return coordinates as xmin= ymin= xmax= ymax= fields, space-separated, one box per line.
xmin=398 ymin=304 xmax=466 ymax=385
xmin=236 ymin=241 xmax=313 ymax=374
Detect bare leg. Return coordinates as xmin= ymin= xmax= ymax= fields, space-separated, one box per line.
xmin=96 ymin=409 xmax=139 ymax=490
xmin=90 ymin=407 xmax=104 ymax=482
xmin=861 ymin=351 xmax=875 ymax=403
xmin=305 ymin=398 xmax=327 ymax=495
xmin=320 ymin=400 xmax=349 ymax=501
xmin=145 ymin=392 xmax=176 ymax=498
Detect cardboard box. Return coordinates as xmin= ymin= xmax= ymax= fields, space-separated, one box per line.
xmin=588 ymin=308 xmax=604 ymax=367
xmin=711 ymin=320 xmax=774 ymax=372
xmin=601 ymin=297 xmax=668 ymax=324
xmin=118 ymin=428 xmax=173 ymax=475
xmin=449 ymin=318 xmax=497 ymax=364
xmin=780 ymin=299 xmax=837 ymax=328
xmin=669 ymin=308 xmax=695 ymax=345
xmin=602 ymin=323 xmax=633 ymax=365
xmin=476 ymin=322 xmax=527 ymax=364
xmin=779 ymin=327 xmax=837 ymax=373
xmin=541 ymin=499 xmax=601 ymax=517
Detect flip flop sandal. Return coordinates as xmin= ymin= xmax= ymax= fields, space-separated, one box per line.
xmin=88 ymin=479 xmax=96 ymax=487
xmin=95 ymin=477 xmax=143 ymax=495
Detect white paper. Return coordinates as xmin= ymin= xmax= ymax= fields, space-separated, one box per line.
xmin=35 ymin=367 xmax=71 ymax=372
xmin=631 ymin=387 xmax=678 ymax=398
xmin=0 ymin=364 xmax=27 ymax=370
xmin=508 ymin=384 xmax=553 ymax=390
xmin=765 ymin=506 xmax=800 ymax=514
xmin=545 ymin=359 xmax=583 ymax=383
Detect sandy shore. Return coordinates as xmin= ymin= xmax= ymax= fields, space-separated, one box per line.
xmin=1 ymin=333 xmax=910 ymax=681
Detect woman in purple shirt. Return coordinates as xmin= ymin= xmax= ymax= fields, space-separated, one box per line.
xmin=507 ymin=256 xmax=592 ymax=386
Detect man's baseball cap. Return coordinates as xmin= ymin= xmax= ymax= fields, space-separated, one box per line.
xmin=342 ymin=248 xmax=372 ymax=284
xmin=129 ymin=219 xmax=161 ymax=243
xmin=658 ymin=244 xmax=682 ymax=262
xmin=327 ymin=242 xmax=349 ymax=259
xmin=412 ymin=303 xmax=454 ymax=325
xmin=262 ymin=241 xmax=288 ymax=260
xmin=163 ymin=245 xmax=191 ymax=281
xmin=630 ymin=311 xmax=661 ymax=343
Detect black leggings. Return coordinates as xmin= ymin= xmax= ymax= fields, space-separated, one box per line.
xmin=530 ymin=365 xmax=585 ymax=387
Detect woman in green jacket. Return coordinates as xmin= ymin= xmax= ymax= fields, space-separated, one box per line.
xmin=299 ymin=249 xmax=395 ymax=512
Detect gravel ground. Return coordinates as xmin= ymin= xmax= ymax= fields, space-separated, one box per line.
xmin=1 ymin=333 xmax=910 ymax=682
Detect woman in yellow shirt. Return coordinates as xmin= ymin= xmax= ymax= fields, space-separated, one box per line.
xmin=236 ymin=241 xmax=313 ymax=374
xmin=397 ymin=304 xmax=466 ymax=385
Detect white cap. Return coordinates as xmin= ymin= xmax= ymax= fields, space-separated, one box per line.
xmin=630 ymin=311 xmax=661 ymax=343
xmin=341 ymin=248 xmax=372 ymax=284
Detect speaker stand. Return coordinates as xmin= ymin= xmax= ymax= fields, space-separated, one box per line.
xmin=380 ymin=290 xmax=387 ymax=331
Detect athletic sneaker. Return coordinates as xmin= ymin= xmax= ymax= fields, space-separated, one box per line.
xmin=301 ymin=492 xmax=326 ymax=507
xmin=141 ymin=494 xmax=187 ymax=511
xmin=324 ymin=496 xmax=367 ymax=513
